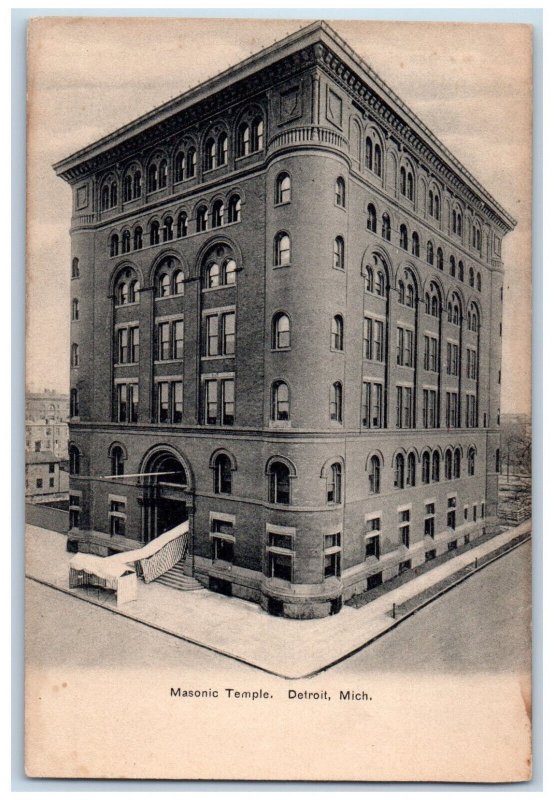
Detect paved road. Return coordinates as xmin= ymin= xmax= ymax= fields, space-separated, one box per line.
xmin=25 ymin=541 xmax=531 ymax=676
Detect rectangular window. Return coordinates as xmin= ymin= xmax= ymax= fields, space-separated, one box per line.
xmin=447 ymin=496 xmax=456 ymax=530
xmin=172 ymin=381 xmax=183 ymax=423
xmin=36 ymin=478 xmax=43 ymax=489
xmin=117 ymin=383 xmax=127 ymax=422
xmin=109 ymin=498 xmax=126 ymax=537
xmin=397 ymin=327 xmax=414 ymax=367
xmin=365 ymin=534 xmax=380 ymax=559
xmin=211 ymin=519 xmax=235 ymax=563
xmin=396 ymin=386 xmax=413 ymax=429
xmin=268 ymin=551 xmax=292 ymax=581
xmin=364 ymin=318 xmax=384 ymax=361
xmin=446 ymin=392 xmax=459 ymax=428
xmin=362 ymin=382 xmax=383 ymax=429
xmin=399 ymin=509 xmax=410 ymax=548
xmin=69 ymin=494 xmax=81 ymax=530
xmin=129 ymin=383 xmax=138 ymax=422
xmin=396 ymin=327 xmax=403 ymax=365
xmin=323 ymin=532 xmax=341 ymax=578
xmin=481 ymin=502 xmax=485 ymax=519
xmin=206 ymin=315 xmax=219 ymax=356
xmin=173 ymin=320 xmax=184 ymax=359
xmin=157 ymin=322 xmax=170 ymax=360
xmin=48 ymin=464 xmax=55 ymax=474
xmin=466 ymin=394 xmax=477 ymax=427
xmin=157 ymin=382 xmax=169 ymax=423
xmin=117 ymin=328 xmax=128 ymax=364
xmin=467 ymin=347 xmax=477 ymax=380
xmin=424 ymin=502 xmax=435 ymax=538
xmin=473 ymin=504 xmax=477 ymax=522
xmin=204 ymin=380 xmax=218 ymax=424
xmin=424 ymin=335 xmax=439 ymax=372
xmin=49 ymin=477 xmax=55 ymax=487
xmin=222 ymin=379 xmax=235 ymax=425
xmin=222 ymin=312 xmax=236 ymax=356
xmin=423 ymin=389 xmax=438 ymax=429
xmin=268 ymin=532 xmax=293 ymax=550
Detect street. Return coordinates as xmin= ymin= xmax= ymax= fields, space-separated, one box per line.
xmin=26 ymin=541 xmax=531 ymax=677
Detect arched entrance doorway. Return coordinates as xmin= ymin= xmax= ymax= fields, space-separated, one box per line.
xmin=140 ymin=449 xmax=191 ymax=542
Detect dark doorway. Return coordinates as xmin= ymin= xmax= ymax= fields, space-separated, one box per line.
xmin=156 ymin=499 xmax=188 ymax=538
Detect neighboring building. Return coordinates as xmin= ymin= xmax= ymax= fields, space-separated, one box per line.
xmin=25 ymin=390 xmax=69 ymax=461
xmin=53 ymin=21 xmax=515 ymax=617
xmin=25 ymin=451 xmax=69 ymax=503
xmin=26 ymin=389 xmax=69 ymax=423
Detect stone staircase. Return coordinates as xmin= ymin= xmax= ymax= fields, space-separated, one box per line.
xmin=154 ymin=560 xmax=204 ymax=592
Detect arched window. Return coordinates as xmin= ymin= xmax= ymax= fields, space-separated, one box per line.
xmin=368 ymin=455 xmax=381 ymax=495
xmin=432 ymin=450 xmax=440 ymax=482
xmin=186 ymin=146 xmax=197 ymax=178
xmin=196 ymin=205 xmax=208 ymax=232
xmin=374 ymin=144 xmax=382 ymax=177
xmin=398 ymin=280 xmax=405 ymax=305
xmin=71 ymin=343 xmax=79 ymax=366
xmin=331 ymin=315 xmax=344 ymax=350
xmin=70 ymin=388 xmax=79 ymax=417
xmin=330 ymin=382 xmax=343 ymax=422
xmin=445 ymin=449 xmax=453 ymax=480
xmin=158 ymin=159 xmax=168 ymax=189
xmin=128 ymin=279 xmax=140 ymax=303
xmin=214 ymin=453 xmax=232 ymax=495
xmin=326 ymin=463 xmax=342 ymax=504
xmin=453 ymin=448 xmax=461 ymax=479
xmin=333 ymin=237 xmax=345 ymax=270
xmin=217 ymin=133 xmax=228 ymax=166
xmin=175 ymin=151 xmax=185 ymax=183
xmin=272 ymin=313 xmax=290 ymax=349
xmin=400 ymin=224 xmax=408 ymax=250
xmin=157 ymin=273 xmax=171 ymax=298
xmin=406 ymin=282 xmax=415 ymax=308
xmin=206 ymin=262 xmax=219 ymax=289
xmin=381 ymin=213 xmax=391 ymax=241
xmin=449 ymin=255 xmax=456 ymax=277
xmin=110 ymin=234 xmax=119 ymax=257
xmin=274 ymin=232 xmax=290 ymax=266
xmin=434 ymin=193 xmax=440 ymax=221
xmin=205 ymin=137 xmax=216 ymax=170
xmin=452 ymin=297 xmax=461 ymax=326
xmin=123 ymin=174 xmax=132 ymax=203
xmin=72 ymin=298 xmax=79 ymax=320
xmin=133 ymin=226 xmax=143 ymax=250
xmin=407 ymin=171 xmax=414 ymax=200
xmin=458 ymin=260 xmax=464 ymax=282
xmin=69 ymin=445 xmax=80 ymax=475
xmin=469 ymin=267 xmax=475 ymax=287
xmin=367 ymin=204 xmax=377 ymax=233
xmin=271 ymin=381 xmax=289 ymax=421
xmin=162 ymin=216 xmax=173 ymax=242
xmin=477 ymin=272 xmax=482 ymax=292
xmin=428 ymin=190 xmax=434 ymax=216
xmin=426 ymin=241 xmax=434 ymax=265
xmin=177 ymin=212 xmax=188 ymax=238
xmin=221 ymin=259 xmax=236 ymax=286
xmin=133 ymin=170 xmax=141 ymax=199
xmin=437 ymin=247 xmax=444 ymax=270
xmin=238 ymin=122 xmax=250 ymax=157
xmin=110 ymin=181 xmax=117 ymax=207
xmin=71 ymin=257 xmax=80 ymax=278
xmin=101 ymin=185 xmax=110 ymax=211
xmin=252 ymin=117 xmax=264 ymax=151
xmin=149 ymin=220 xmax=160 ymax=246
xmin=365 ymin=138 xmax=373 ymax=170
xmin=211 ymin=199 xmax=224 ymax=228
xmin=411 ymin=231 xmax=420 ymax=258
xmin=173 ymin=270 xmax=185 ymax=295
xmin=422 ymin=451 xmax=430 ymax=483
xmin=147 ymin=163 xmax=158 ymax=193
xmin=228 ymin=195 xmax=241 ymax=223
xmin=400 ymin=166 xmax=406 ymax=196
xmin=110 ymin=445 xmax=125 ymax=477
xmin=365 ymin=266 xmax=374 ymax=293
xmin=116 ymin=279 xmax=128 ymax=306
xmin=375 ymin=269 xmax=386 ymax=298
xmin=407 ymin=452 xmax=416 ymax=487
xmin=121 ymin=230 xmax=131 ymax=254
xmin=394 ymin=453 xmax=405 ymax=489
xmin=268 ymin=461 xmax=290 ymax=505
xmin=276 ymin=173 xmax=291 ymax=205
xmin=468 ymin=447 xmax=476 ymax=476
xmin=335 ymin=177 xmax=346 ymax=207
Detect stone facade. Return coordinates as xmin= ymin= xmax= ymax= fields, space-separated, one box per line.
xmin=54 ymin=21 xmax=515 ymax=617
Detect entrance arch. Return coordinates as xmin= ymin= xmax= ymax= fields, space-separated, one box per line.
xmin=140 ymin=446 xmax=193 ymax=541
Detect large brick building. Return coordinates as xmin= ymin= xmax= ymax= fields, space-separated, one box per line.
xmin=53 ymin=21 xmax=515 ymax=618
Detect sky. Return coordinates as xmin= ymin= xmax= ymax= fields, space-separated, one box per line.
xmin=25 ymin=16 xmax=533 ymax=414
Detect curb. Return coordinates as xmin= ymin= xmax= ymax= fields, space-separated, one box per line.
xmin=26 ymin=532 xmax=530 ymax=681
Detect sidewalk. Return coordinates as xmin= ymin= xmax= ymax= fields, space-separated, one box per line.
xmin=25 ymin=522 xmax=530 ymax=679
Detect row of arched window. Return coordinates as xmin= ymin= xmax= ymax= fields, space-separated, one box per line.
xmin=99 ymin=112 xmax=265 ymax=212
xmin=366 ymin=205 xmax=483 ymax=289
xmin=108 ymin=195 xmax=241 ymax=256
xmin=269 ymin=380 xmax=343 ymax=423
xmin=69 ymin=443 xmax=477 ymax=506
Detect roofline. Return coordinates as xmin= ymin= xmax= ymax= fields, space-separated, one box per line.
xmin=53 ymin=18 xmax=516 ymax=230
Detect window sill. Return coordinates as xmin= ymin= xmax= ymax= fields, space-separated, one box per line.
xmin=272 ymin=263 xmax=291 ymax=270
xmin=270 ymin=347 xmax=291 ymax=353
xmin=201 ymin=284 xmax=237 ymax=293
xmin=153 ymin=359 xmax=182 ymax=365
xmin=201 ymin=354 xmax=235 ymax=361
xmin=274 ymin=201 xmax=290 ymax=208
xmin=154 ymin=293 xmax=185 ymax=301
xmin=268 ymin=419 xmax=291 ymax=429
